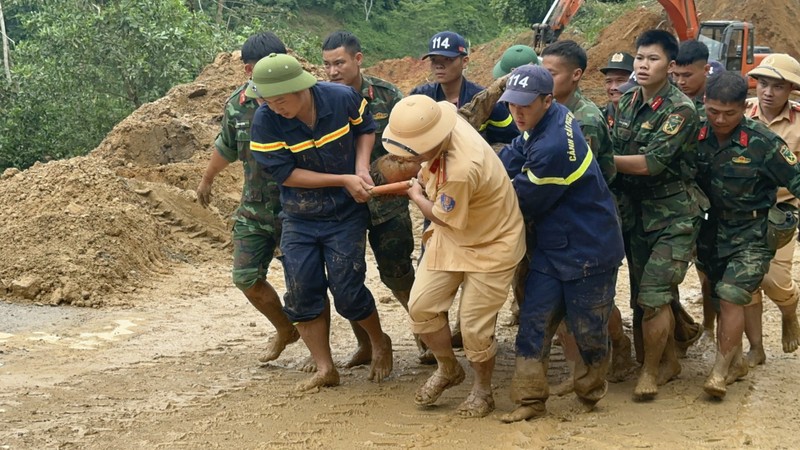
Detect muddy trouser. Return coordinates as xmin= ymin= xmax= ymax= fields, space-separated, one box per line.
xmin=278 ymin=211 xmax=376 ymax=323
xmin=514 ymin=268 xmax=616 ymax=403
xmin=367 ymin=211 xmax=415 ymax=292
xmin=630 ymin=214 xmax=701 ymax=349
xmin=231 ymin=203 xmax=280 ymax=291
xmin=408 ymin=251 xmax=516 ymax=362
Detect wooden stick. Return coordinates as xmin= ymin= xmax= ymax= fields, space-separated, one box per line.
xmin=368 ymin=179 xmax=415 ymax=196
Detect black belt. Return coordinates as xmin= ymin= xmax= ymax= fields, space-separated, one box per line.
xmin=715 ymin=208 xmax=769 ymax=221
xmin=629 ymin=180 xmax=686 ymax=200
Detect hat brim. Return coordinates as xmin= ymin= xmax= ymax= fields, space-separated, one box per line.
xmin=499 ymin=89 xmax=541 ymax=106
xmin=492 ymin=60 xmax=507 ymax=79
xmin=248 ymin=71 xmax=318 ymax=99
xmin=747 ymin=67 xmax=800 ymax=89
xmin=382 ymin=102 xmax=458 ymax=158
xmin=423 ymin=50 xmax=464 ymax=59
xmin=599 ymin=65 xmax=632 ymax=75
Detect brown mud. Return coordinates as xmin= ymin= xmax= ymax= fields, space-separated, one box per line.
xmin=1 ymin=3 xmax=800 ymax=447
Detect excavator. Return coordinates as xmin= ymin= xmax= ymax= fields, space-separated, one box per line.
xmin=532 ymin=0 xmax=770 ymax=82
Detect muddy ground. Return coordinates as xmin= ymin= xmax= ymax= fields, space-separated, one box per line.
xmin=1 ymin=242 xmax=799 ymax=449
xmin=2 ymin=1 xmax=800 ymax=447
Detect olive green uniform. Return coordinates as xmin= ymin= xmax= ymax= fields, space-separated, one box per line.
xmin=564 ymin=89 xmax=616 ymax=185
xmin=361 ymin=74 xmax=415 ymax=291
xmin=612 ymin=82 xmax=705 ymax=311
xmin=214 ymin=84 xmax=282 ymax=291
xmin=696 ymin=118 xmax=800 ymax=307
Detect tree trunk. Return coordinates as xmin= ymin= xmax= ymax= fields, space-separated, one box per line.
xmin=216 ymin=0 xmax=224 ymax=25
xmin=364 ymin=0 xmax=373 ymax=22
xmin=0 ymin=0 xmax=12 ymax=84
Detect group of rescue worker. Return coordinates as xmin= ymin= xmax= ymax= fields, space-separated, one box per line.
xmin=197 ymin=27 xmax=800 ymax=420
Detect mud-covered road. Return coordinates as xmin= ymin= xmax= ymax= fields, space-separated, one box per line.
xmin=1 ymin=257 xmax=798 ymax=449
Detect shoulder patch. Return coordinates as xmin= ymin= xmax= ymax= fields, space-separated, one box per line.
xmin=780 ymin=144 xmax=797 ymax=165
xmin=662 ymin=114 xmax=686 ymax=135
xmin=439 ymin=193 xmax=456 ymax=212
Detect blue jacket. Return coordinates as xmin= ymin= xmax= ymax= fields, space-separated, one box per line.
xmin=250 ymin=82 xmax=377 ymax=221
xmin=512 ymin=102 xmax=624 ymax=281
xmin=410 ymin=77 xmax=518 ymax=144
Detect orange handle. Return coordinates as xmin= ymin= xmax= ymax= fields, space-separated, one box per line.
xmin=368 ymin=179 xmax=415 ymax=196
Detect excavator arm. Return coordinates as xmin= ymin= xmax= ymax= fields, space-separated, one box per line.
xmin=532 ymin=0 xmax=700 ymax=51
xmin=657 ymin=0 xmax=700 ymax=41
xmin=532 ymin=0 xmax=584 ymax=52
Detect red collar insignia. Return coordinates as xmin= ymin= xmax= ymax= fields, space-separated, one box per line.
xmin=698 ymin=126 xmax=708 ymax=140
xmin=651 ymin=96 xmax=664 ymax=111
xmin=739 ymin=130 xmax=749 ymax=147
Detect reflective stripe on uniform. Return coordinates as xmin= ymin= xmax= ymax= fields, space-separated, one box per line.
xmin=350 ymin=98 xmax=368 ymax=125
xmin=524 ymin=148 xmax=594 ymax=186
xmin=251 ymin=123 xmax=351 ymax=153
xmin=479 ymin=113 xmax=513 ymax=131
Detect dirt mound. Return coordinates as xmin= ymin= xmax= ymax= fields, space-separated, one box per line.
xmin=698 ymin=0 xmax=800 ymax=58
xmin=0 ymin=49 xmax=330 ymax=306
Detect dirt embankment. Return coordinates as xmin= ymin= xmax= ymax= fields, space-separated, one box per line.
xmin=3 ymin=1 xmax=799 ymax=308
xmin=0 ymin=51 xmax=324 ymax=307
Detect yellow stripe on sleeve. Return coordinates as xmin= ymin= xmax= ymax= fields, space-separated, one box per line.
xmin=350 ymin=98 xmax=368 ymax=125
xmin=250 ymin=141 xmax=287 ymax=152
xmin=524 ymin=148 xmax=594 ymax=186
xmin=485 ymin=114 xmax=513 ymax=128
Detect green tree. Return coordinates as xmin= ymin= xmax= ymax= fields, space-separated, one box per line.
xmin=489 ymin=0 xmax=549 ymax=28
xmin=0 ymin=0 xmax=230 ymax=170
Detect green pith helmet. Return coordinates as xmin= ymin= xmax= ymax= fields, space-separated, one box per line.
xmin=245 ymin=53 xmax=317 ymax=99
xmin=493 ymin=45 xmax=540 ymax=79
xmin=767 ymin=202 xmax=799 ymax=250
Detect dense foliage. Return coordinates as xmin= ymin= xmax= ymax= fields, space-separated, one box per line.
xmin=0 ymin=0 xmax=629 ymax=170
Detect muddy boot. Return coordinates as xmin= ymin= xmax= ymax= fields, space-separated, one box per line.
xmin=671 ymin=299 xmax=702 ymax=358
xmin=500 ymin=357 xmax=549 ymax=423
xmin=703 ymin=345 xmax=740 ymax=399
xmin=634 ymin=305 xmax=672 ymax=400
xmin=574 ymin=356 xmax=610 ymax=410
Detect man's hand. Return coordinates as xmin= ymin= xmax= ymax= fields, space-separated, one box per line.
xmin=342 ymin=174 xmax=373 ymax=203
xmin=407 ymin=177 xmax=425 ymax=202
xmin=356 ymin=166 xmax=375 ymax=187
xmin=196 ymin=178 xmax=213 ymax=207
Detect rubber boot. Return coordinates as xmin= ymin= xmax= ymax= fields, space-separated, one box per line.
xmin=703 ymin=345 xmax=741 ymax=399
xmin=500 ymin=357 xmax=549 ymax=423
xmin=574 ymin=356 xmax=610 ymax=409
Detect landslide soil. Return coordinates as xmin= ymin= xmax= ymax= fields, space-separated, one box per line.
xmin=2 ymin=2 xmax=800 ymax=447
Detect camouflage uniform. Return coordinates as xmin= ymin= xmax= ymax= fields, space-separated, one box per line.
xmin=611 ymin=82 xmax=705 ymax=311
xmin=696 ymin=118 xmax=800 ymax=308
xmin=362 ymin=74 xmax=415 ymax=291
xmin=563 ymin=89 xmax=616 ymax=185
xmin=215 ymin=84 xmax=282 ymax=291
xmin=602 ymin=102 xmax=617 ymax=130
xmin=692 ymin=94 xmax=706 ymax=123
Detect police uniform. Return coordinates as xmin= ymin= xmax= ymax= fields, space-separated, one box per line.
xmin=696 ymin=117 xmax=800 ymax=308
xmin=214 ymin=84 xmax=282 ymax=291
xmin=360 ymin=74 xmax=415 ymax=293
xmin=251 ymin=82 xmax=378 ymax=322
xmin=408 ymin=116 xmax=525 ymax=363
xmin=747 ymin=98 xmax=800 ymax=308
xmin=512 ymin=101 xmax=624 ymax=404
xmin=612 ymin=82 xmax=705 ymax=312
xmin=563 ymin=89 xmax=616 ymax=185
xmin=411 ymin=77 xmax=518 ymax=144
